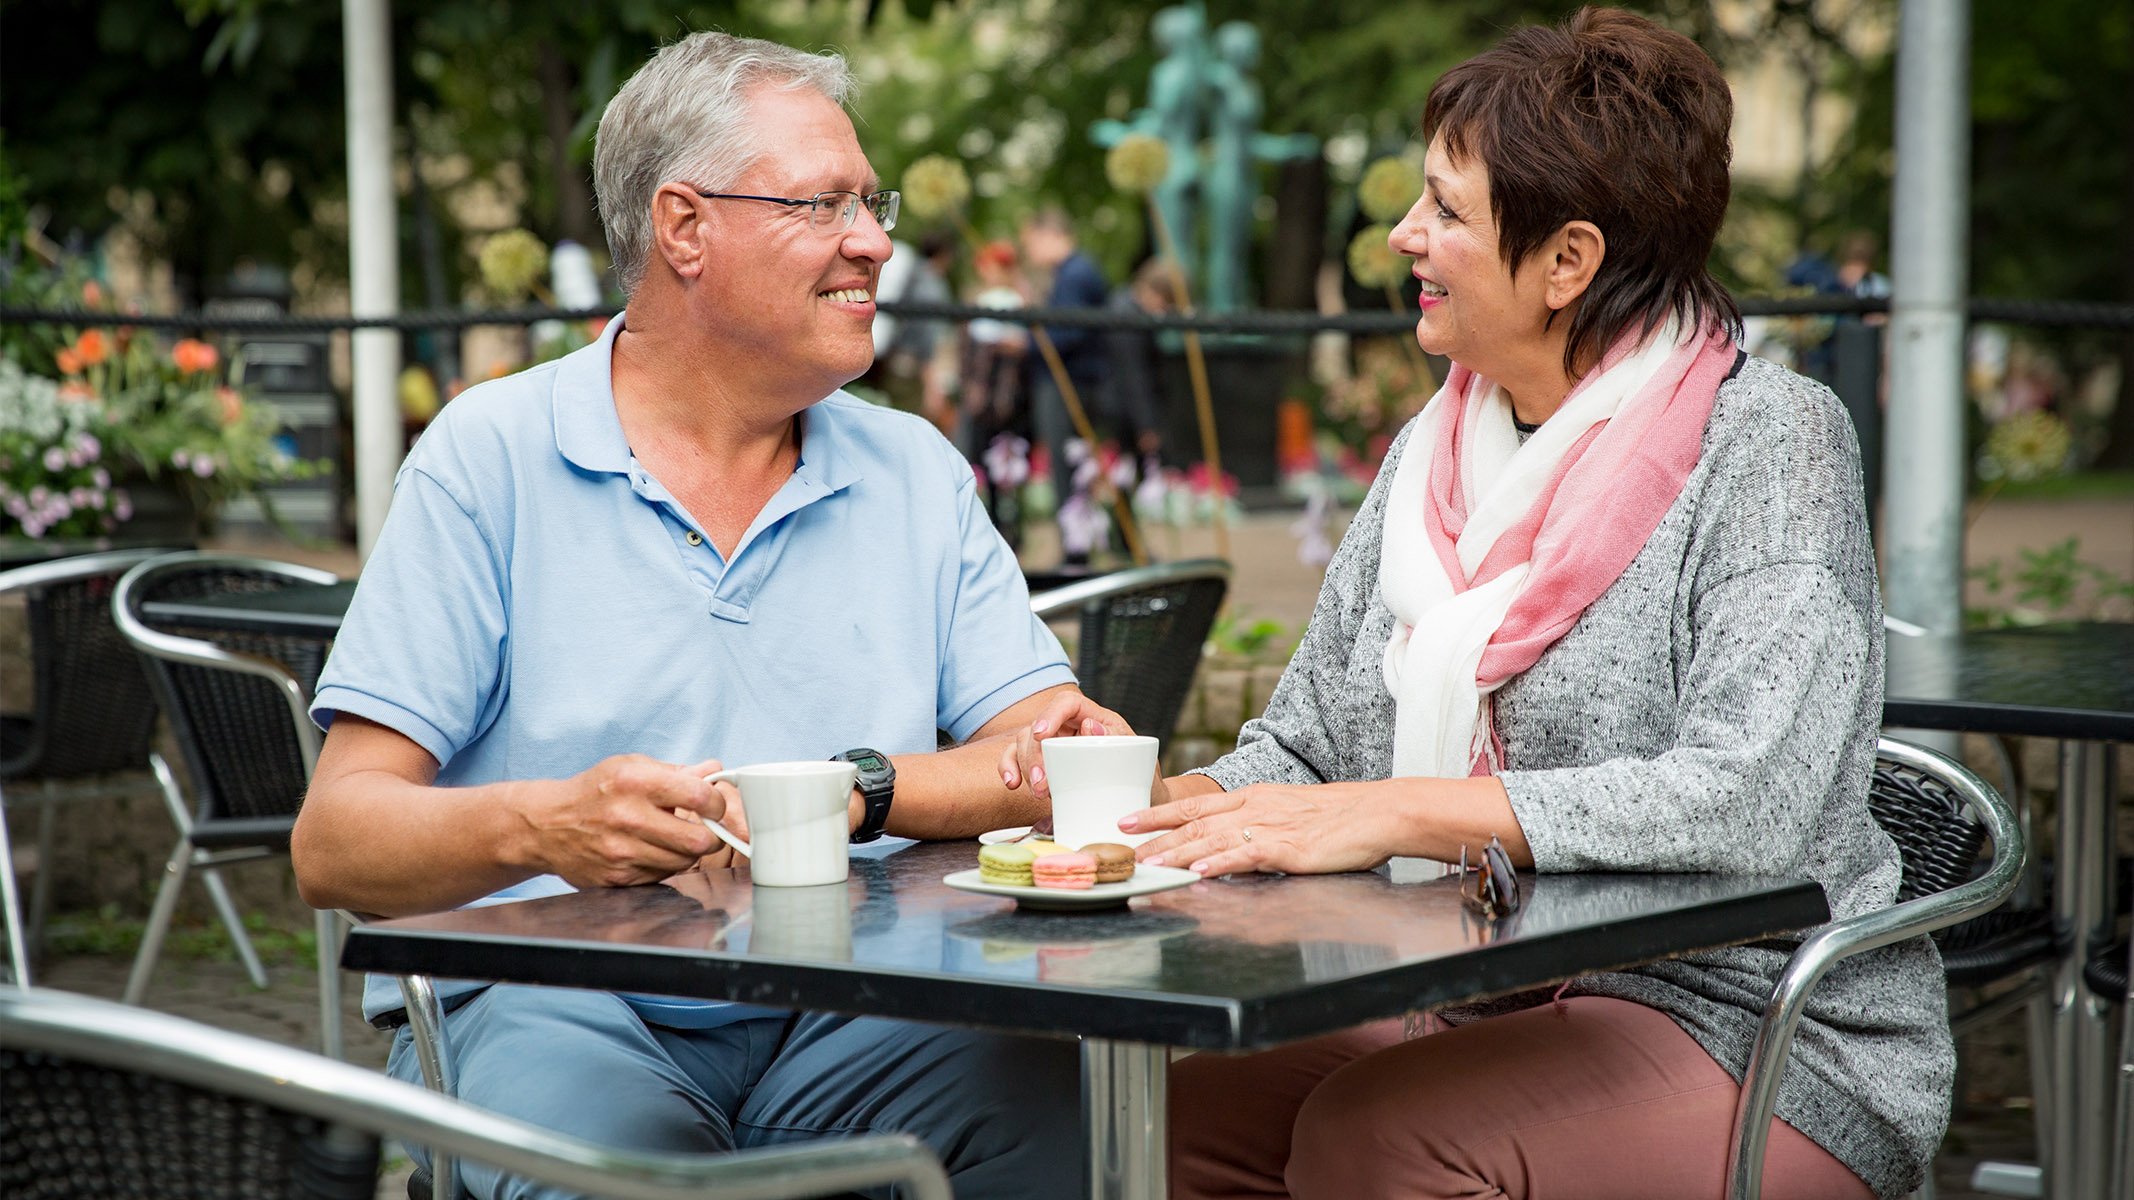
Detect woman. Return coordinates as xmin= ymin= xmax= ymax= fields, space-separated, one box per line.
xmin=1006 ymin=9 xmax=1943 ymax=1199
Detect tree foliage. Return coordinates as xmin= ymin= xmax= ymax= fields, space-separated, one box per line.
xmin=3 ymin=0 xmax=2124 ymax=327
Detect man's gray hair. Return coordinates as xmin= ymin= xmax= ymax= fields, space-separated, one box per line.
xmin=594 ymin=31 xmax=854 ymax=297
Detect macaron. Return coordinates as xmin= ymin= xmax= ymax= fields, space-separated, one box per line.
xmin=1032 ymin=851 xmax=1098 ymax=890
xmin=1020 ymin=839 xmax=1066 ymax=859
xmin=979 ymin=842 xmax=1039 ymax=887
xmin=1081 ymin=843 xmax=1136 ymax=885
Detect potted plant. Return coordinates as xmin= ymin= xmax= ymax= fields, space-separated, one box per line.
xmin=1 ymin=276 xmax=314 ymax=540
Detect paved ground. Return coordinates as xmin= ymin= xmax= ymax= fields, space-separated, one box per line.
xmin=14 ymin=490 xmax=2129 ymax=1198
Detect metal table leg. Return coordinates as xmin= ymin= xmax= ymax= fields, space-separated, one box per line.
xmin=2046 ymin=742 xmax=2114 ymax=1200
xmin=1082 ymin=1037 xmax=1168 ymax=1200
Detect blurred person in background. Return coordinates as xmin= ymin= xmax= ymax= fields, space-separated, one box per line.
xmin=1019 ymin=207 xmax=1111 ymax=559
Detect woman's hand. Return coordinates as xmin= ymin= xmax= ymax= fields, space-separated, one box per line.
xmin=1123 ymin=780 xmax=1405 ymax=877
xmin=996 ymin=690 xmax=1134 ymax=801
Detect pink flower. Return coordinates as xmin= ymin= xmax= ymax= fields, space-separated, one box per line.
xmin=43 ymin=448 xmax=67 ymax=472
xmin=192 ymin=455 xmax=218 ymax=478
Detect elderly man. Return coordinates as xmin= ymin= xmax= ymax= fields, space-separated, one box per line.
xmin=293 ymin=32 xmax=1106 ymax=1200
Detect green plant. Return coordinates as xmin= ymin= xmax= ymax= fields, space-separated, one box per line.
xmin=43 ymin=904 xmax=321 ymax=967
xmin=1207 ymin=612 xmax=1292 ymax=660
xmin=1966 ymin=536 xmax=2134 ymax=627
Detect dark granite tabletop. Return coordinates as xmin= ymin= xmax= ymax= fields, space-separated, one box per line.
xmin=140 ymin=578 xmax=356 ymax=636
xmin=1884 ymin=622 xmax=2134 ymax=741
xmin=345 ymin=840 xmax=1826 ymax=1051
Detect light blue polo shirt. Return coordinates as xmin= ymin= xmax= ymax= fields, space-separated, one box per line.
xmin=313 ymin=317 xmax=1073 ymax=1025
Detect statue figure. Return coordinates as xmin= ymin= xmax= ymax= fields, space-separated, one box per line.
xmin=1091 ymin=3 xmax=1208 ymax=277
xmin=1203 ymin=21 xmax=1319 ymax=313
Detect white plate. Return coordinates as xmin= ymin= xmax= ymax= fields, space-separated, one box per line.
xmin=941 ymin=864 xmax=1201 ymax=911
xmin=978 ymin=826 xmax=1035 ymax=845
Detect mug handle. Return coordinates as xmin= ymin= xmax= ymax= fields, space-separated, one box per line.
xmin=696 ymin=770 xmax=752 ymax=858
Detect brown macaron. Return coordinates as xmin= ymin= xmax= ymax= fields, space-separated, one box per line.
xmin=1081 ymin=842 xmax=1136 ymax=885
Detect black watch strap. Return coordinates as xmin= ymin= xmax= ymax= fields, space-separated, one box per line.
xmin=834 ymin=748 xmax=895 ymax=844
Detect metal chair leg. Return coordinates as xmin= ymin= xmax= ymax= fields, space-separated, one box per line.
xmin=198 ymin=864 xmax=270 ymax=990
xmin=398 ymin=973 xmax=461 ymax=1200
xmin=0 ymin=788 xmax=31 ymax=988
xmin=124 ymin=836 xmax=194 ymax=1004
xmin=143 ymin=751 xmax=268 ymax=989
xmin=315 ymin=908 xmax=343 ymax=1059
xmin=2111 ymin=937 xmax=2132 ymax=1200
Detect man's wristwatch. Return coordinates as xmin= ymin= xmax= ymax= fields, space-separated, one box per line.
xmin=833 ymin=748 xmax=896 ymax=844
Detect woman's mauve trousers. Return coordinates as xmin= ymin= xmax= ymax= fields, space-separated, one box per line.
xmin=1169 ymin=996 xmax=1877 ymax=1200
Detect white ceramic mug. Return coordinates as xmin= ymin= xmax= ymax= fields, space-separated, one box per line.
xmin=1042 ymin=734 xmax=1161 ymax=848
xmin=699 ymin=760 xmax=857 ymax=887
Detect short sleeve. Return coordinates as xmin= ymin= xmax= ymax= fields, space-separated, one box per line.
xmin=309 ymin=465 xmax=509 ymax=767
xmin=935 ymin=472 xmax=1073 ymax=740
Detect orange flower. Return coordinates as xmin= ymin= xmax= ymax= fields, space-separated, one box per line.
xmin=55 ymin=347 xmax=83 ymax=375
xmin=73 ymin=329 xmax=110 ymax=366
xmin=172 ymin=338 xmax=220 ymax=374
xmin=81 ymin=280 xmax=105 ymax=307
xmin=58 ymin=382 xmax=95 ymax=403
xmin=216 ymin=387 xmax=244 ymax=426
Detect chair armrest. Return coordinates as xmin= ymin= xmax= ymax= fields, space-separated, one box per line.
xmin=1726 ymin=740 xmax=2026 ymax=1200
xmin=4 ymin=988 xmax=954 ymax=1200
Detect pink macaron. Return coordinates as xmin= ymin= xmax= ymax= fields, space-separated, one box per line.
xmin=1031 ymin=851 xmax=1098 ymax=890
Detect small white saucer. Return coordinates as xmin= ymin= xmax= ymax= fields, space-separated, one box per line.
xmin=941 ymin=864 xmax=1200 ymax=911
xmin=978 ymin=826 xmax=1035 ymax=845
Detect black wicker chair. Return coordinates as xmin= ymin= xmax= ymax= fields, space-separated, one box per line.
xmin=1029 ymin=559 xmax=1229 ymax=747
xmin=111 ymin=553 xmax=343 ymax=1054
xmin=1 ymin=548 xmax=184 ymax=986
xmin=0 ymin=986 xmax=952 ymax=1200
xmin=1727 ymin=736 xmax=2024 ymax=1200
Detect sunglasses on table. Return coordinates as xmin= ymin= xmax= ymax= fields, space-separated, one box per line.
xmin=1458 ymin=835 xmax=1523 ymax=920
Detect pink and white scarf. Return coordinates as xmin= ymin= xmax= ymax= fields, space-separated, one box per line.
xmin=1379 ymin=318 xmax=1737 ymax=780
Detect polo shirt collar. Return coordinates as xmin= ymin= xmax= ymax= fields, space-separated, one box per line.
xmin=550 ymin=313 xmax=865 ymax=497
xmin=553 ymin=315 xmax=631 ymax=475
xmin=789 ymin=396 xmax=865 ymax=496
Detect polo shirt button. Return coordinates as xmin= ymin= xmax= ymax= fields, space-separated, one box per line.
xmin=685 ymin=530 xmax=703 ymax=547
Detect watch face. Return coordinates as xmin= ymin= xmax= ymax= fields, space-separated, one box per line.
xmin=857 ymin=755 xmax=885 ymax=773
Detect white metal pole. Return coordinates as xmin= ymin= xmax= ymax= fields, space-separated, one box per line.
xmin=343 ymin=0 xmax=400 ymax=559
xmin=1882 ymin=0 xmax=1970 ymax=633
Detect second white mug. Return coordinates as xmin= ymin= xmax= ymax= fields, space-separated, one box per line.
xmin=1042 ymin=734 xmax=1160 ymax=849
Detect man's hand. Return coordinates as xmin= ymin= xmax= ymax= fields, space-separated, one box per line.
xmin=679 ymin=778 xmax=749 ymax=875
xmin=518 ymin=755 xmax=730 ymax=889
xmin=996 ymin=690 xmax=1134 ymax=801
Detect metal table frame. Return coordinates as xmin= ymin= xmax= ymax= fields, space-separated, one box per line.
xmin=1885 ymin=622 xmax=2132 ymax=1200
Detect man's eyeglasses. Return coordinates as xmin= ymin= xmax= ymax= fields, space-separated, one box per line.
xmin=1458 ymin=835 xmax=1523 ymax=919
xmin=693 ymin=189 xmax=900 ymax=232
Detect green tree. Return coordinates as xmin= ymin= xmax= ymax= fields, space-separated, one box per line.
xmin=2 ymin=0 xmax=350 ymax=305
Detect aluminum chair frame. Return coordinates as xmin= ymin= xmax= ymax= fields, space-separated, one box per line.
xmin=0 ymin=548 xmax=183 ymax=987
xmin=0 ymin=986 xmax=952 ymax=1200
xmin=1726 ymin=736 xmax=2026 ymax=1200
xmin=111 ymin=552 xmax=345 ymax=1055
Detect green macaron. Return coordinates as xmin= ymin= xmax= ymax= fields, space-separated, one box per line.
xmin=978 ymin=842 xmax=1040 ymax=887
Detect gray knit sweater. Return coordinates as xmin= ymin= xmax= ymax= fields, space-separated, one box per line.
xmin=1196 ymin=355 xmax=1947 ymax=1198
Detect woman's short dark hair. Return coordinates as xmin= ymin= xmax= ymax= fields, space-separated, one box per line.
xmin=1422 ymin=6 xmax=1742 ymax=376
